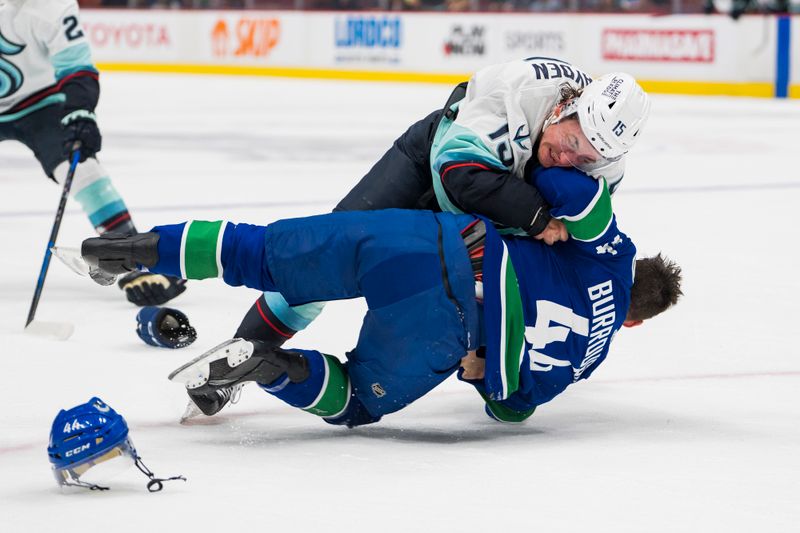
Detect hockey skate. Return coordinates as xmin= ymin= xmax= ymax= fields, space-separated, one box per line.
xmin=81 ymin=231 xmax=160 ymax=276
xmin=169 ymin=338 xmax=309 ymax=416
xmin=180 ymin=384 xmax=245 ymax=421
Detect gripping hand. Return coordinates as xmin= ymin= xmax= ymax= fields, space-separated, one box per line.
xmin=61 ymin=110 xmax=102 ymax=161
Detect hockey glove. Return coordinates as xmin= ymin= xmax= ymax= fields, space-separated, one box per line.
xmin=136 ymin=306 xmax=197 ymax=349
xmin=61 ymin=110 xmax=102 ymax=161
xmin=119 ymin=271 xmax=187 ymax=307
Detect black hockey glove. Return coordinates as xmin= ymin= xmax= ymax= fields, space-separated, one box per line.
xmin=118 ymin=271 xmax=187 ymax=307
xmin=136 ymin=306 xmax=197 ymax=349
xmin=61 ymin=110 xmax=102 ymax=161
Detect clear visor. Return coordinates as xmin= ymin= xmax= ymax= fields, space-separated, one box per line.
xmin=52 ymin=438 xmax=136 ymax=490
xmin=555 ymin=102 xmax=621 ymax=174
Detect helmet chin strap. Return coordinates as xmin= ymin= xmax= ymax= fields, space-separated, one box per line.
xmin=134 ymin=455 xmax=186 ymax=493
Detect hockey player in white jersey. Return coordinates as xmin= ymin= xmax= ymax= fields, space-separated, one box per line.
xmin=0 ymin=0 xmax=184 ymax=306
xmin=201 ymin=59 xmax=654 ymax=417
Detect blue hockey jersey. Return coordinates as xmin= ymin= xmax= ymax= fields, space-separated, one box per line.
xmin=475 ymin=167 xmax=636 ymax=421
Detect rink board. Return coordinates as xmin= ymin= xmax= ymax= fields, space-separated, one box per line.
xmin=81 ymin=11 xmax=796 ymax=99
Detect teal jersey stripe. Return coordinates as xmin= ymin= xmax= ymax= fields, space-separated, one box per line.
xmin=182 ymin=220 xmax=224 ymax=280
xmin=0 ymin=94 xmax=65 ymax=123
xmin=305 ymin=355 xmax=350 ymax=417
xmin=430 ymin=117 xmax=506 ymax=215
xmin=52 ymin=44 xmax=97 ymax=80
xmin=84 ymin=200 xmax=126 ymax=227
xmin=429 ymin=117 xmax=530 ymax=237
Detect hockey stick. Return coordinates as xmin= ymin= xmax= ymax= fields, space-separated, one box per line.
xmin=24 ymin=146 xmax=81 ymax=341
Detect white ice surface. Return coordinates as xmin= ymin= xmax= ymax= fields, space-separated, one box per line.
xmin=1 ymin=74 xmax=798 ymax=532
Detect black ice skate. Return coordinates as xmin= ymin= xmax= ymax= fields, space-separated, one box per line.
xmin=181 ymin=384 xmax=245 ymax=420
xmin=81 ymin=232 xmax=160 ymax=276
xmin=169 ymin=338 xmax=310 ymax=398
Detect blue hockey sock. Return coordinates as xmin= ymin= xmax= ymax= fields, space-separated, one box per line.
xmin=259 ymin=349 xmax=350 ymax=419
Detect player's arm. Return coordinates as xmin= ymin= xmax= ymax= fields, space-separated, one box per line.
xmin=39 ymin=2 xmax=101 ymax=159
xmin=438 ymin=161 xmax=552 ymax=237
xmin=532 ymin=166 xmax=613 ymax=242
xmin=459 ymin=352 xmax=535 ymax=423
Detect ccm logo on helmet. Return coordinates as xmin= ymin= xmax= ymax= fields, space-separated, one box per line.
xmin=65 ymin=443 xmax=91 ymax=457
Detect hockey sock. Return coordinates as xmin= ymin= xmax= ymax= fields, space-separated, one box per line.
xmin=56 ymin=157 xmax=136 ymax=234
xmin=235 ymin=292 xmax=324 ymax=346
xmin=235 ymin=293 xmax=297 ymax=346
xmin=259 ymin=349 xmax=350 ymax=419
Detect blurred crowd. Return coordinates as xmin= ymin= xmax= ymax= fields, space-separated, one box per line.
xmin=79 ymin=0 xmax=796 ymax=16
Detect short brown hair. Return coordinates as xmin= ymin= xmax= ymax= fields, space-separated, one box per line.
xmin=628 ymin=254 xmax=683 ymax=321
xmin=557 ymin=82 xmax=583 ymax=106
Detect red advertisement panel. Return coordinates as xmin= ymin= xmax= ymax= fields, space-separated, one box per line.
xmin=602 ymin=29 xmax=715 ymax=63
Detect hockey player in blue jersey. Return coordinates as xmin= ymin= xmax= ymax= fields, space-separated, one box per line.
xmin=228 ymin=61 xmax=653 ymax=399
xmin=0 ymin=0 xmax=183 ymax=306
xmin=80 ymin=166 xmax=682 ymax=425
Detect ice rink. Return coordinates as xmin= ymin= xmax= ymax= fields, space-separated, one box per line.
xmin=1 ymin=73 xmax=798 ymax=531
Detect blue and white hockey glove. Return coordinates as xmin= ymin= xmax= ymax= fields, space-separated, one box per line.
xmin=61 ymin=109 xmax=102 ymax=161
xmin=136 ymin=307 xmax=197 ymax=349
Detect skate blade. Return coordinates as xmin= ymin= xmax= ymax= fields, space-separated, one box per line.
xmin=168 ymin=338 xmax=254 ymax=389
xmin=51 ymin=246 xmax=118 ymax=286
xmin=51 ymin=247 xmax=89 ymax=276
xmin=179 ymin=401 xmax=204 ymax=423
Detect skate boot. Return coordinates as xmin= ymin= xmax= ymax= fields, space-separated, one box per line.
xmin=169 ymin=338 xmax=310 ymax=396
xmin=81 ymin=232 xmax=160 ymax=276
xmin=181 ymin=384 xmax=245 ymax=421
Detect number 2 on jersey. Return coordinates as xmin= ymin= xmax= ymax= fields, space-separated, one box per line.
xmin=63 ymin=16 xmax=84 ymax=41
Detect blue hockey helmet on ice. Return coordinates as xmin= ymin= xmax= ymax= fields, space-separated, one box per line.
xmin=47 ymin=397 xmax=185 ymax=492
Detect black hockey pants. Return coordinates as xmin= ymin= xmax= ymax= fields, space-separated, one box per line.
xmin=0 ymin=104 xmax=70 ymax=179
xmin=334 ymin=81 xmax=468 ymax=213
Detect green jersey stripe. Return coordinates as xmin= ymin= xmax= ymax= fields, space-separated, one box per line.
xmin=562 ymin=178 xmax=613 ymax=242
xmin=304 ymin=355 xmax=350 ymax=417
xmin=500 ymin=247 xmax=525 ymax=399
xmin=183 ymin=220 xmax=224 ymax=279
xmin=480 ymin=391 xmax=536 ymax=423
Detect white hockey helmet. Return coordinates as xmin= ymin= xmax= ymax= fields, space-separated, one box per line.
xmin=574 ymin=72 xmax=651 ymax=161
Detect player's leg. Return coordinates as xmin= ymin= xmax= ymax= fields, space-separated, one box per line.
xmin=161 ymin=210 xmax=480 ymax=425
xmin=334 ymin=109 xmax=442 ymax=212
xmin=16 ymin=105 xmax=136 ymax=234
xmin=262 ymin=280 xmax=476 ymax=427
xmin=16 ymin=104 xmax=185 ymax=306
xmin=234 ymin=108 xmax=446 ymax=354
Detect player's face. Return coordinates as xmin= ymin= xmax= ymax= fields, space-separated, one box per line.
xmin=538 ymin=119 xmax=602 ymax=170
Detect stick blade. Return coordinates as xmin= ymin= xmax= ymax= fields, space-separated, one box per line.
xmin=25 ymin=321 xmax=74 ymax=341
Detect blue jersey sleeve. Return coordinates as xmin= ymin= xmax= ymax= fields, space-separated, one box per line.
xmin=532 ymin=167 xmax=613 ymax=242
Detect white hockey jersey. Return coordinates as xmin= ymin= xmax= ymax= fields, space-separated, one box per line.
xmin=430 ymin=57 xmax=625 ymax=217
xmin=0 ymin=0 xmax=95 ymax=116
